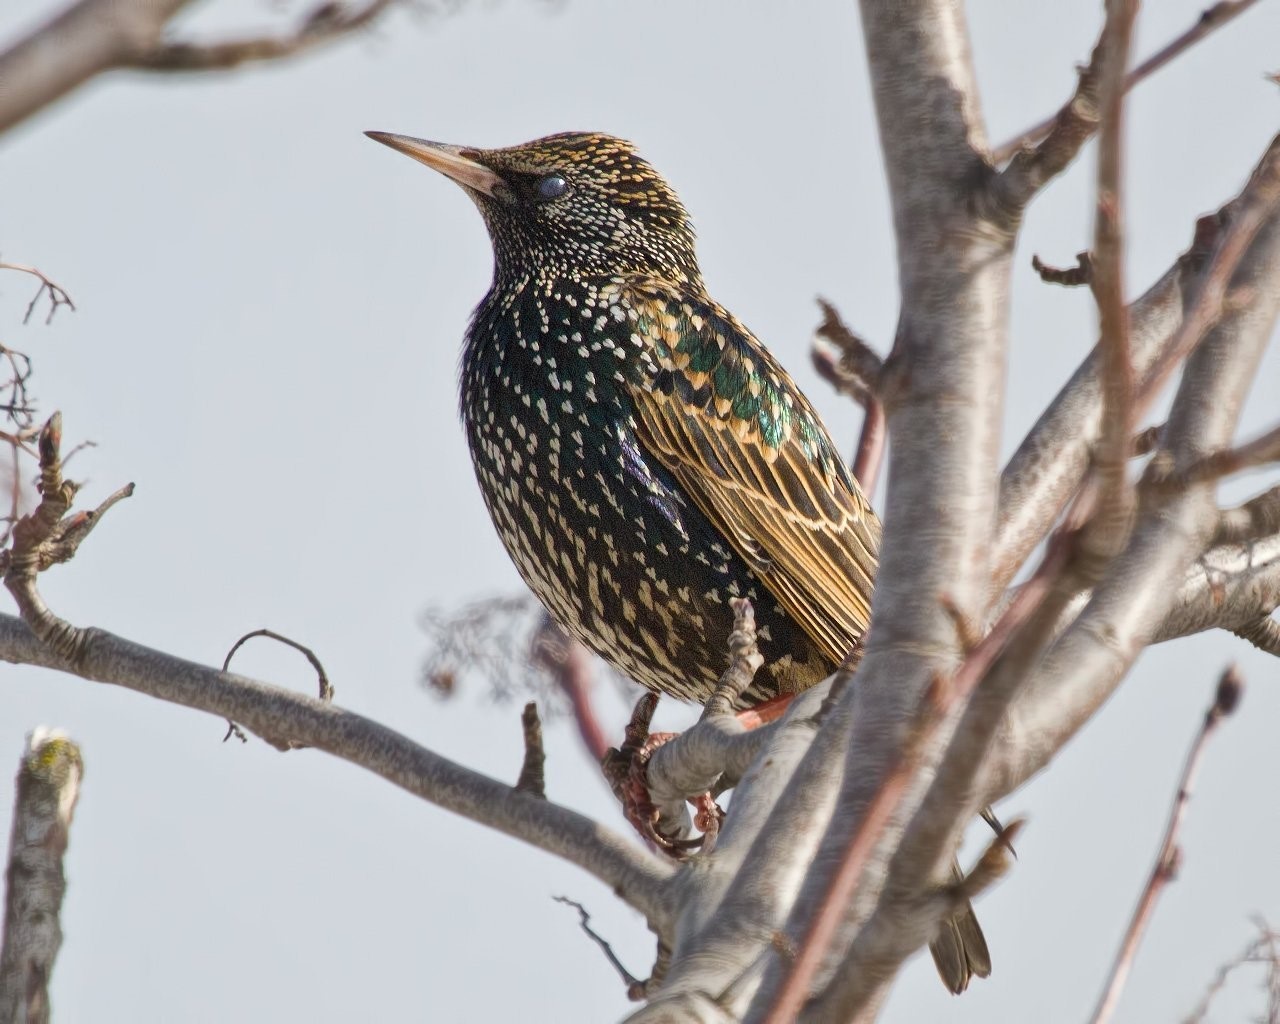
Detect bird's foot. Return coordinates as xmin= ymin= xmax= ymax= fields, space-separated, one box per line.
xmin=602 ymin=694 xmax=725 ymax=857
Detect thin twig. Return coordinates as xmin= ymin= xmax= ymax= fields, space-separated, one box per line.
xmin=1183 ymin=917 xmax=1280 ymax=1024
xmin=553 ymin=896 xmax=645 ymax=996
xmin=0 ymin=262 xmax=76 ymax=326
xmin=221 ymin=628 xmax=336 ymax=750
xmin=993 ymin=0 xmax=1265 ymax=164
xmin=515 ymin=702 xmax=547 ymax=798
xmin=1088 ymin=665 xmax=1245 ymax=1024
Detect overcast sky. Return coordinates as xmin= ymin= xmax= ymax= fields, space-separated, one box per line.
xmin=3 ymin=1 xmax=1279 ymax=1021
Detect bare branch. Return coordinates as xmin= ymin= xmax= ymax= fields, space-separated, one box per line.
xmin=0 ymin=264 xmax=76 ymax=326
xmin=1 ymin=414 xmax=134 ymax=664
xmin=0 ymin=0 xmax=193 ymax=134
xmin=995 ymin=133 xmax=1280 ymax=601
xmin=1081 ymin=0 xmax=1139 ymax=570
xmin=1155 ymin=422 xmax=1280 ymax=490
xmin=0 ymin=729 xmax=83 ymax=1024
xmin=1183 ymin=917 xmax=1280 ymax=1024
xmin=1153 ymin=531 xmax=1280 ymax=644
xmin=0 ymin=0 xmax=410 ymax=133
xmin=1137 ymin=139 xmax=1280 ymax=414
xmin=1089 ymin=666 xmax=1244 ymax=1024
xmin=126 ymin=0 xmax=397 ymax=72
xmin=992 ymin=0 xmax=1265 ymax=164
xmin=0 ymin=612 xmax=678 ymax=926
xmin=987 ymin=168 xmax=1280 ymax=809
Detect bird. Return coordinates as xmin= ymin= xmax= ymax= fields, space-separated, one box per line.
xmin=366 ymin=129 xmax=989 ymax=993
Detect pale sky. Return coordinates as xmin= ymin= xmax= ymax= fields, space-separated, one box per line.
xmin=2 ymin=2 xmax=1279 ymax=1021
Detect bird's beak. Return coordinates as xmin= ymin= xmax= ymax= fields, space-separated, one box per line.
xmin=364 ymin=131 xmax=504 ymax=198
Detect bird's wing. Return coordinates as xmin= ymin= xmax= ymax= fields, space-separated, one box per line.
xmin=617 ymin=276 xmax=880 ymax=665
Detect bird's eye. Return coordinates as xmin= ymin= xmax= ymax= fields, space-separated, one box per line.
xmin=534 ymin=174 xmax=569 ymax=201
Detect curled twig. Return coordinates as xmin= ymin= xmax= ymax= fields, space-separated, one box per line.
xmin=222 ymin=628 xmax=335 ymax=702
xmin=222 ymin=628 xmax=335 ymax=750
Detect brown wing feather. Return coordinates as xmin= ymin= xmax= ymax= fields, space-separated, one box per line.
xmin=620 ymin=278 xmax=881 ymax=666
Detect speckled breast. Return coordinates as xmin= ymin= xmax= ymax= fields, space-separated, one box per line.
xmin=457 ymin=275 xmax=828 ymax=704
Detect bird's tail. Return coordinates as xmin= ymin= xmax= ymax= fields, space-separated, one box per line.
xmin=927 ymin=860 xmax=992 ymax=994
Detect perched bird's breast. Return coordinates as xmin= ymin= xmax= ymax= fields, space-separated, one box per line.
xmin=455 ymin=274 xmax=825 ymax=701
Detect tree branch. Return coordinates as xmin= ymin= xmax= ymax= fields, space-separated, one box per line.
xmin=994 ymin=133 xmax=1280 ymax=601
xmin=0 ymin=729 xmax=83 ymax=1024
xmin=984 ymin=170 xmax=1280 ymax=804
xmin=126 ymin=0 xmax=397 ymax=72
xmin=0 ymin=0 xmax=193 ymax=134
xmin=1079 ymin=0 xmax=1139 ymax=571
xmin=0 ymin=0 xmax=408 ymax=133
xmin=992 ymin=0 xmax=1265 ymax=165
xmin=725 ymin=1 xmax=1015 ymax=1017
xmin=0 ymin=613 xmax=677 ymax=928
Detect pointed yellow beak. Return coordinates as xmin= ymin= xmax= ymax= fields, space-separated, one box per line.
xmin=364 ymin=131 xmax=504 ymax=198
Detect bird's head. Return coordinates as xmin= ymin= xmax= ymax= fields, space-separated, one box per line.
xmin=366 ymin=130 xmax=700 ymax=285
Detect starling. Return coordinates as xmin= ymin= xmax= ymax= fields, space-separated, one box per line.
xmin=367 ymin=130 xmax=989 ymax=993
